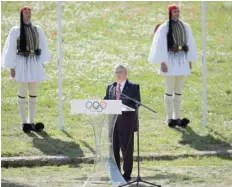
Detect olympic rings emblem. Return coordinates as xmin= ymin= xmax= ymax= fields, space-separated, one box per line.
xmin=85 ymin=100 xmax=107 ymax=112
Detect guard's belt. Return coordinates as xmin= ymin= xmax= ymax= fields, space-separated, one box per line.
xmin=168 ymin=45 xmax=189 ymax=52
xmin=17 ymin=49 xmax=41 ymax=57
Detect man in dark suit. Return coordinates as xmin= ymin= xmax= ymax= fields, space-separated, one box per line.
xmin=104 ymin=64 xmax=141 ymax=182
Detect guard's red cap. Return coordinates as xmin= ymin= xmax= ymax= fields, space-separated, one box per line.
xmin=168 ymin=4 xmax=179 ymax=12
xmin=20 ymin=6 xmax=31 ymax=13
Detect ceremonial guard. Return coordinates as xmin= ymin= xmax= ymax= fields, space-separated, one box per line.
xmin=148 ymin=4 xmax=197 ymax=128
xmin=2 ymin=6 xmax=51 ymax=133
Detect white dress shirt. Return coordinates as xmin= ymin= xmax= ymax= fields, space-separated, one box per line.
xmin=117 ymin=79 xmax=126 ymax=93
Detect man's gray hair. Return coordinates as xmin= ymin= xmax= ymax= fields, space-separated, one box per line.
xmin=114 ymin=64 xmax=128 ymax=72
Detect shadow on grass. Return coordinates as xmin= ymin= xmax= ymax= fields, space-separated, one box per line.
xmin=73 ymin=168 xmax=193 ymax=186
xmin=61 ymin=129 xmax=74 ymax=139
xmin=175 ymin=126 xmax=232 ymax=160
xmin=79 ymin=139 xmax=96 ymax=154
xmin=1 ymin=179 xmax=33 ymax=187
xmin=26 ymin=131 xmax=84 ymax=158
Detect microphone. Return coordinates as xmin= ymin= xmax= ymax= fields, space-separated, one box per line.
xmin=109 ymin=82 xmax=117 ymax=99
xmin=120 ymin=93 xmax=156 ymax=113
xmin=120 ymin=93 xmax=140 ymax=106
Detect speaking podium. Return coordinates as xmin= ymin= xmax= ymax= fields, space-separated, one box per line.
xmin=71 ymin=99 xmax=135 ymax=187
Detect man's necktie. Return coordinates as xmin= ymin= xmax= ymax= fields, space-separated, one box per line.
xmin=116 ymin=83 xmax=121 ymax=100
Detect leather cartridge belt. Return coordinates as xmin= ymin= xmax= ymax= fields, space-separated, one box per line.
xmin=168 ymin=45 xmax=189 ymax=52
xmin=17 ymin=49 xmax=41 ymax=57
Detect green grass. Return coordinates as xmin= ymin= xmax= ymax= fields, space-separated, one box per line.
xmin=2 ymin=158 xmax=232 ymax=187
xmin=1 ymin=2 xmax=232 ymax=158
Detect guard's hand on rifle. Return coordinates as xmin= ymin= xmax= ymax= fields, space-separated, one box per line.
xmin=161 ymin=62 xmax=168 ymax=73
xmin=10 ymin=68 xmax=15 ymax=78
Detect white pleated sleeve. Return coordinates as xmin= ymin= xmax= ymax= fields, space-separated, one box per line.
xmin=148 ymin=23 xmax=168 ymax=64
xmin=1 ymin=26 xmax=19 ymax=69
xmin=36 ymin=25 xmax=51 ymax=64
xmin=184 ymin=22 xmax=197 ymax=62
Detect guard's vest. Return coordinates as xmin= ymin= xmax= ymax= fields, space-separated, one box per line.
xmin=171 ymin=20 xmax=187 ymax=47
xmin=153 ymin=21 xmax=188 ymax=52
xmin=17 ymin=24 xmax=39 ymax=52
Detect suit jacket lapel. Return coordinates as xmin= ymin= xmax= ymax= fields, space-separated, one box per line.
xmin=121 ymin=79 xmax=129 ymax=95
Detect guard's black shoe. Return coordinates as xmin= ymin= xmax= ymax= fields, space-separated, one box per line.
xmin=179 ymin=118 xmax=190 ymax=128
xmin=167 ymin=119 xmax=177 ymax=128
xmin=31 ymin=122 xmax=45 ymax=132
xmin=36 ymin=122 xmax=45 ymax=131
xmin=22 ymin=123 xmax=31 ymax=133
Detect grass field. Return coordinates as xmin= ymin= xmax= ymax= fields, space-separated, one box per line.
xmin=2 ymin=157 xmax=232 ymax=187
xmin=1 ymin=1 xmax=232 ymax=160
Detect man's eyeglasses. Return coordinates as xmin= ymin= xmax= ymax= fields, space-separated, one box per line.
xmin=115 ymin=70 xmax=124 ymax=74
